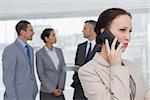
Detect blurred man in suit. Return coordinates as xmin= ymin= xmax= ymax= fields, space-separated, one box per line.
xmin=2 ymin=20 xmax=38 ymax=100
xmin=71 ymin=20 xmax=101 ymax=100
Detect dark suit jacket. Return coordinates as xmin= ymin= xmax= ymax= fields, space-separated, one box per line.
xmin=71 ymin=41 xmax=101 ymax=98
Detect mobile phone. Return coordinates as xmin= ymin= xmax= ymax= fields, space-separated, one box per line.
xmin=96 ymin=28 xmax=120 ymax=49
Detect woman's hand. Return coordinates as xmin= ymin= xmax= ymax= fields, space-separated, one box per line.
xmin=105 ymin=37 xmax=123 ymax=66
xmin=58 ymin=88 xmax=63 ymax=94
xmin=53 ymin=89 xmax=62 ymax=96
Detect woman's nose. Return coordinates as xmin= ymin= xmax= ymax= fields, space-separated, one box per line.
xmin=125 ymin=32 xmax=131 ymax=40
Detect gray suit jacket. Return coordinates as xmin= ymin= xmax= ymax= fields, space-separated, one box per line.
xmin=2 ymin=39 xmax=38 ymax=100
xmin=36 ymin=47 xmax=66 ymax=93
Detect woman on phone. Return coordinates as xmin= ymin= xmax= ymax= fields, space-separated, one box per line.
xmin=78 ymin=8 xmax=150 ymax=100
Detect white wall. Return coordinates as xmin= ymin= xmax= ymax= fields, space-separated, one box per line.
xmin=0 ymin=0 xmax=149 ymax=20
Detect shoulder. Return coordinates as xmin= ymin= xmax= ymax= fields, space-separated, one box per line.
xmin=3 ymin=42 xmax=16 ymax=52
xmin=36 ymin=47 xmax=44 ymax=55
xmin=78 ymin=58 xmax=106 ymax=85
xmin=54 ymin=47 xmax=63 ymax=54
xmin=122 ymin=59 xmax=142 ymax=75
xmin=78 ymin=41 xmax=87 ymax=47
xmin=2 ymin=43 xmax=18 ymax=57
xmin=76 ymin=41 xmax=87 ymax=51
xmin=123 ymin=59 xmax=140 ymax=69
xmin=54 ymin=46 xmax=62 ymax=51
xmin=79 ymin=58 xmax=101 ymax=75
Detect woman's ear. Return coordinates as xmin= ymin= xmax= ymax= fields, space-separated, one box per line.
xmin=44 ymin=37 xmax=49 ymax=42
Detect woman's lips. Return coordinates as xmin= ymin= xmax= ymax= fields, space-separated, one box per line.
xmin=123 ymin=43 xmax=128 ymax=48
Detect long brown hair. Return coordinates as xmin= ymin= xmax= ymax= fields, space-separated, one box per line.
xmin=94 ymin=8 xmax=131 ymax=45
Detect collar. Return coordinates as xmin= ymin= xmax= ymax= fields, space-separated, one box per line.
xmin=87 ymin=39 xmax=96 ymax=45
xmin=93 ymin=52 xmax=110 ymax=67
xmin=93 ymin=53 xmax=127 ymax=68
xmin=17 ymin=38 xmax=27 ymax=48
xmin=44 ymin=45 xmax=55 ymax=52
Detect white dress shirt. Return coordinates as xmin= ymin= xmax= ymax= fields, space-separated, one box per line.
xmin=44 ymin=46 xmax=59 ymax=70
xmin=86 ymin=39 xmax=96 ymax=56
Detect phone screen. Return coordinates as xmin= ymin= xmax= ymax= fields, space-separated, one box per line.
xmin=97 ymin=29 xmax=120 ymax=49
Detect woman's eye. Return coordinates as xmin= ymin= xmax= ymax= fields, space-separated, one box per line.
xmin=120 ymin=29 xmax=126 ymax=32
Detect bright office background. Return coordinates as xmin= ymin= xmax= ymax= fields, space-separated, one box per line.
xmin=0 ymin=0 xmax=150 ymax=100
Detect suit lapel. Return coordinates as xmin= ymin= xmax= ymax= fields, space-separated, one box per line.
xmin=83 ymin=42 xmax=88 ymax=61
xmin=86 ymin=44 xmax=100 ymax=62
xmin=55 ymin=48 xmax=61 ymax=70
xmin=28 ymin=45 xmax=33 ymax=66
xmin=42 ymin=47 xmax=56 ymax=70
xmin=93 ymin=44 xmax=101 ymax=52
xmin=15 ymin=40 xmax=31 ymax=65
xmin=93 ymin=53 xmax=110 ymax=88
xmin=122 ymin=60 xmax=143 ymax=100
